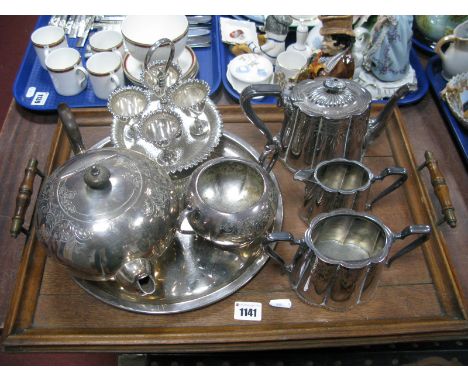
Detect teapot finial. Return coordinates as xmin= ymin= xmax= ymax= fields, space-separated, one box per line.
xmin=323 ymin=78 xmax=346 ymax=93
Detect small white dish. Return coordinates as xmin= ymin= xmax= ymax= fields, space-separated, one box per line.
xmin=226 ymin=67 xmax=272 ymax=95
xmin=228 ymin=53 xmax=273 ymax=85
xmin=123 ymin=47 xmax=197 ymax=85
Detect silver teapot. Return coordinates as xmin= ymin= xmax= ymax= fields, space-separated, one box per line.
xmin=35 ymin=104 xmax=179 ymax=295
xmin=240 ymin=77 xmax=410 ymax=172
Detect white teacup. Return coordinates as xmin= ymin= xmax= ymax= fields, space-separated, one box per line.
xmin=89 ymin=30 xmax=125 ymax=58
xmin=31 ymin=25 xmax=68 ymax=69
xmin=275 ymin=50 xmax=307 ymax=82
xmin=86 ymin=52 xmax=124 ymax=100
xmin=45 ymin=48 xmax=88 ymax=96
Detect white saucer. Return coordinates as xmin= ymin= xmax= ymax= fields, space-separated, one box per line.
xmin=228 ymin=53 xmax=273 ymax=84
xmin=226 ymin=68 xmax=272 ymax=95
xmin=123 ymin=46 xmax=198 ymax=85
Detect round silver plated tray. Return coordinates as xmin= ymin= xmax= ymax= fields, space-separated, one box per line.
xmin=111 ymin=98 xmax=222 ymax=174
xmin=74 ymin=131 xmax=283 ymax=314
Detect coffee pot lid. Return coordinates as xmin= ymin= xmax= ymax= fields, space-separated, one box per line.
xmin=291 ymin=77 xmax=372 ymax=119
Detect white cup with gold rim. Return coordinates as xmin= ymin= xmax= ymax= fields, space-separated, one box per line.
xmin=89 ymin=30 xmax=125 ymax=59
xmin=31 ymin=25 xmax=68 ymax=69
xmin=45 ymin=47 xmax=88 ymax=96
xmin=86 ymin=52 xmax=124 ymax=100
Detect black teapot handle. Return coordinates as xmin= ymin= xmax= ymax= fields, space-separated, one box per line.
xmin=240 ymin=84 xmax=283 ymax=172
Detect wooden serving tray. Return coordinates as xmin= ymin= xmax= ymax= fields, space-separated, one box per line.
xmin=3 ymin=105 xmax=467 ymax=352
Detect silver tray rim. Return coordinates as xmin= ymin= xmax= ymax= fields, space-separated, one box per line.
xmin=73 ymin=131 xmax=284 ymax=314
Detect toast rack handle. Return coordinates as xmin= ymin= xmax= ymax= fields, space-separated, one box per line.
xmin=10 ymin=159 xmax=44 ymax=238
xmin=418 ymin=150 xmax=457 ymax=228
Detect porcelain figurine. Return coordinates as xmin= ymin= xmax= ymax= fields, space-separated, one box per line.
xmin=352 ymin=27 xmax=371 ymax=69
xmin=362 ymin=15 xmax=413 ymax=82
xmin=287 ymin=17 xmax=313 ymax=59
xmin=319 ymin=15 xmax=355 ymax=56
xmin=247 ymin=15 xmax=293 ymax=63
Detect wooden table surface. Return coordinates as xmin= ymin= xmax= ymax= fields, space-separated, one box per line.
xmin=0 ymin=57 xmax=467 ymax=348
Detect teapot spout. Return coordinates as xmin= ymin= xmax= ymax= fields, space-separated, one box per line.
xmin=365 ymin=84 xmax=411 ymax=147
xmin=115 ymin=258 xmax=157 ymax=296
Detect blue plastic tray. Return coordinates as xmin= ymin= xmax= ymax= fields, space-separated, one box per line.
xmin=426 ymin=55 xmax=468 ymax=165
xmin=13 ymin=16 xmax=222 ymax=111
xmin=412 ymin=36 xmax=435 ymax=55
xmin=219 ymin=17 xmax=428 ymax=106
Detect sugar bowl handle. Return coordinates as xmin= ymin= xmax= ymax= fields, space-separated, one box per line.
xmin=386 ymin=225 xmax=431 ymax=267
xmin=263 ymin=232 xmax=301 ymax=273
xmin=10 ymin=159 xmax=44 ymax=238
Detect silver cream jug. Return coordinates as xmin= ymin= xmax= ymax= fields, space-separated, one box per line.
xmin=240 ymin=78 xmax=410 ymax=172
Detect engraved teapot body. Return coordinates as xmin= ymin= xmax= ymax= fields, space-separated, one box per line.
xmin=240 ymin=78 xmax=410 ymax=172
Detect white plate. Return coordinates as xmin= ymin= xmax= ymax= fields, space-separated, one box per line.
xmin=123 ymin=46 xmax=197 ymax=85
xmin=226 ymin=67 xmax=272 ymax=95
xmin=228 ymin=53 xmax=273 ymax=84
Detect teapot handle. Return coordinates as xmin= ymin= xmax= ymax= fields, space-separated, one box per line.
xmin=58 ymin=103 xmax=86 ymax=155
xmin=240 ymin=84 xmax=283 ymax=172
xmin=434 ymin=34 xmax=457 ymax=61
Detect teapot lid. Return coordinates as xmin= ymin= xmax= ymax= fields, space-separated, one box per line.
xmin=37 ymin=146 xmax=176 ymax=239
xmin=291 ymin=77 xmax=372 ymax=119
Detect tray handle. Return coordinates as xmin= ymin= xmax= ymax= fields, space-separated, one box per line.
xmin=10 ymin=159 xmax=44 ymax=238
xmin=417 ymin=150 xmax=457 ymax=228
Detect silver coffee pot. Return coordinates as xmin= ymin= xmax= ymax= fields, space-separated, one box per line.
xmin=240 ymin=77 xmax=410 ymax=172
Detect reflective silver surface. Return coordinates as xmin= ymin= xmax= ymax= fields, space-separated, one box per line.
xmin=135 ymin=109 xmax=183 ymax=166
xmin=74 ymin=132 xmax=284 ymax=314
xmin=294 ymin=158 xmax=408 ymax=224
xmin=168 ymin=79 xmax=211 ymax=136
xmin=240 ymin=79 xmax=410 ymax=173
xmin=111 ymin=98 xmax=222 ymax=174
xmin=288 ymin=209 xmax=429 ymax=311
xmin=141 ymin=60 xmax=182 ymax=96
xmin=184 ymin=157 xmax=279 ymax=247
xmin=107 ymin=86 xmax=150 ymax=121
xmin=36 ymin=147 xmax=179 ymax=294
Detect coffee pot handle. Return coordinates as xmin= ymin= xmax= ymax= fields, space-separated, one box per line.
xmin=366 ymin=166 xmax=408 ymax=209
xmin=240 ymin=84 xmax=283 ymax=172
xmin=386 ymin=225 xmax=431 ymax=267
xmin=263 ymin=232 xmax=301 ymax=273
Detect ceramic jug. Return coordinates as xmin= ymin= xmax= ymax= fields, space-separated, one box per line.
xmin=435 ymin=20 xmax=468 ymax=80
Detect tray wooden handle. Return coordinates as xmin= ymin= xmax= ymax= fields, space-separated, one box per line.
xmin=10 ymin=159 xmax=44 ymax=238
xmin=418 ymin=151 xmax=457 ymax=228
